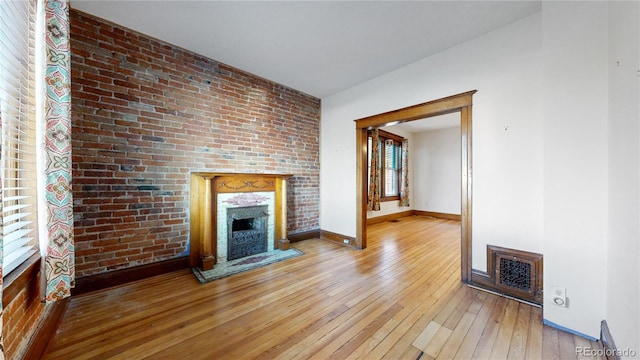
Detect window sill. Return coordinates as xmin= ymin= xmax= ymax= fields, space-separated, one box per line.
xmin=3 ymin=252 xmax=41 ymax=306
xmin=380 ymin=196 xmax=400 ymax=202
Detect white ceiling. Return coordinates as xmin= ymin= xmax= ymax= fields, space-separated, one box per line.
xmin=393 ymin=112 xmax=460 ymax=133
xmin=70 ymin=1 xmax=541 ymax=98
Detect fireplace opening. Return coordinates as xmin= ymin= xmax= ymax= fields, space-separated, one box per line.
xmin=233 ymin=218 xmax=255 ymax=232
xmin=227 ymin=205 xmax=269 ymax=261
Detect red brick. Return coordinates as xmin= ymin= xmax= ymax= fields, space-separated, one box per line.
xmin=70 ymin=9 xmax=320 ymax=279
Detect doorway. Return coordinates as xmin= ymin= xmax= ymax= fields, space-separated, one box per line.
xmin=354 ymin=90 xmax=476 ymax=282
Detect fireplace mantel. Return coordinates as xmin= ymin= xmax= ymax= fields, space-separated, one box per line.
xmin=189 ymin=173 xmax=293 ymax=270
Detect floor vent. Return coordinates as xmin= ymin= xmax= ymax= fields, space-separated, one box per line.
xmin=488 ymin=246 xmax=543 ymax=304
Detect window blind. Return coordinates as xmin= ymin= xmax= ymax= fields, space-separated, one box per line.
xmin=1 ymin=0 xmax=39 ymax=276
xmin=384 ymin=139 xmax=399 ymax=197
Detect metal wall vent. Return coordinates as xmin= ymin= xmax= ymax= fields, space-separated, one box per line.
xmin=498 ymin=257 xmax=532 ymax=292
xmin=488 ymin=246 xmax=543 ymax=305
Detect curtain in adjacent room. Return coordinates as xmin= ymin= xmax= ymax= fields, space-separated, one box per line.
xmin=367 ymin=129 xmax=381 ymax=211
xmin=42 ymin=0 xmax=74 ymax=303
xmin=400 ymin=138 xmax=410 ymax=207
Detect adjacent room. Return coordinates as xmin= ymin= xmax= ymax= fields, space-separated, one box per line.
xmin=1 ymin=1 xmax=639 ymax=359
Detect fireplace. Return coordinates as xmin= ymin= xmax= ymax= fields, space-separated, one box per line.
xmin=189 ymin=173 xmax=292 ymax=270
xmin=226 ymin=205 xmax=269 ymax=260
xmin=217 ymin=191 xmax=275 ymax=264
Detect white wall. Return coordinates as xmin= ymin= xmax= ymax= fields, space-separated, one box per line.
xmin=413 ymin=127 xmax=461 ymax=215
xmin=366 ymin=125 xmax=462 ymax=219
xmin=321 ymin=12 xmax=544 ymax=271
xmin=606 ymin=1 xmax=640 ymax=354
xmin=541 ymin=1 xmax=608 ymax=339
xmin=321 ymin=3 xmax=639 ymax=340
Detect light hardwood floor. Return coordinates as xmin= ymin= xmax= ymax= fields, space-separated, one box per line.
xmin=46 ymin=216 xmax=603 ymax=359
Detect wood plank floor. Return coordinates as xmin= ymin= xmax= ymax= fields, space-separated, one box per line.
xmin=46 ymin=216 xmax=603 ymax=359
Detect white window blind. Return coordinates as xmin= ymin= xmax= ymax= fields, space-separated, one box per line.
xmin=384 ymin=139 xmax=400 ymax=197
xmin=1 ymin=0 xmax=39 ymax=276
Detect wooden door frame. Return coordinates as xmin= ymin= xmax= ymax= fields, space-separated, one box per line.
xmin=354 ymin=90 xmax=476 ymax=282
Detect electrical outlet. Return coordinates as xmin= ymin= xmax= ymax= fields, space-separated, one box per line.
xmin=552 ymin=287 xmax=567 ymax=307
xmin=343 ymin=239 xmax=350 ymax=244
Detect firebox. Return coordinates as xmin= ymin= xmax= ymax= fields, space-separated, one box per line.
xmin=226 ymin=205 xmax=269 ymax=261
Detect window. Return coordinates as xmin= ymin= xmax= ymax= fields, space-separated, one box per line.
xmin=368 ymin=129 xmax=404 ymax=201
xmin=1 ymin=0 xmax=40 ymax=276
xmin=383 ymin=138 xmax=401 ymax=198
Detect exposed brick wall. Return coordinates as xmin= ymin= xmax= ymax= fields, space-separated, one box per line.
xmin=4 ymin=284 xmax=45 ymax=359
xmin=70 ymin=9 xmax=320 ymax=278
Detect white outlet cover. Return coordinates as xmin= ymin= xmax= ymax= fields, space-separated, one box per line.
xmin=553 ymin=287 xmax=566 ymax=297
xmin=551 ymin=287 xmax=567 ymax=307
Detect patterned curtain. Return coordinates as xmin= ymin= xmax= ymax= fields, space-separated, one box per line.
xmin=43 ymin=0 xmax=74 ymax=302
xmin=367 ymin=129 xmax=381 ymax=211
xmin=400 ymin=138 xmax=410 ymax=207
